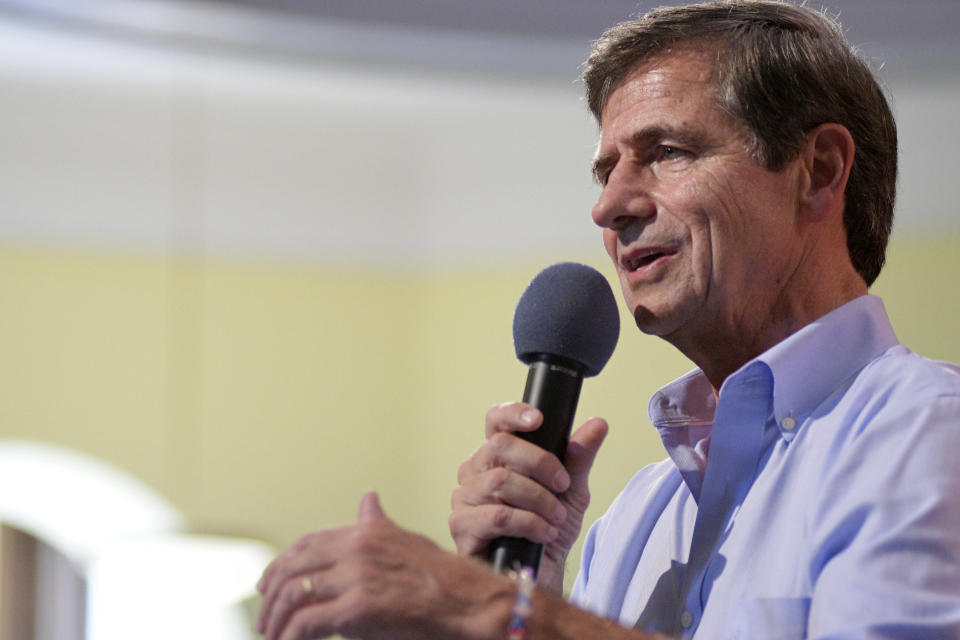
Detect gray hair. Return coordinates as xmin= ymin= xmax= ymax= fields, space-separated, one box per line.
xmin=582 ymin=0 xmax=897 ymax=285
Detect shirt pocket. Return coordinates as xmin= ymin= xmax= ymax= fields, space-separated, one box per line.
xmin=721 ymin=597 xmax=811 ymax=640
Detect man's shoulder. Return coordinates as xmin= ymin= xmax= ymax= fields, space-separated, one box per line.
xmin=856 ymin=344 xmax=960 ymax=399
xmin=819 ymin=344 xmax=960 ymax=451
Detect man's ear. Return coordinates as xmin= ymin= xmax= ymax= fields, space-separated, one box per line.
xmin=800 ymin=123 xmax=855 ymax=222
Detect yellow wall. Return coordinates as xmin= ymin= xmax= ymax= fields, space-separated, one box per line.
xmin=1 ymin=234 xmax=958 ymax=594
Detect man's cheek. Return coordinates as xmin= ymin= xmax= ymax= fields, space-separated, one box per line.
xmin=602 ymin=229 xmax=619 ymax=263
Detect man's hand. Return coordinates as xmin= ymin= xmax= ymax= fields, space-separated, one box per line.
xmin=449 ymin=402 xmax=608 ymax=593
xmin=257 ymin=492 xmax=514 ymax=640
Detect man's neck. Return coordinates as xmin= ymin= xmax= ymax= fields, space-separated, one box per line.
xmin=670 ymin=277 xmax=868 ymax=393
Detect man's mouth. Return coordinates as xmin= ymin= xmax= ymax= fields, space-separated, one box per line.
xmin=623 ymin=247 xmax=675 ymax=272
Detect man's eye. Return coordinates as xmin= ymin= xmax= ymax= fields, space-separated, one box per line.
xmin=656 ymin=145 xmax=685 ymax=161
xmin=594 ymin=166 xmax=612 ymax=186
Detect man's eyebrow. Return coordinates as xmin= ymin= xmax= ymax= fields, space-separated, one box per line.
xmin=591 ymin=124 xmax=708 ymax=183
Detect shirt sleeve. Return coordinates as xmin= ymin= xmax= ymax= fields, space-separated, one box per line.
xmin=569 ymin=516 xmax=599 ymax=607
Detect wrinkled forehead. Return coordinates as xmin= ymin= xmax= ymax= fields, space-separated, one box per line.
xmin=598 ymin=45 xmax=725 ymax=120
xmin=598 ymin=48 xmax=724 ymax=125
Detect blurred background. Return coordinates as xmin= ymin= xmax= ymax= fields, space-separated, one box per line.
xmin=0 ymin=0 xmax=958 ymax=637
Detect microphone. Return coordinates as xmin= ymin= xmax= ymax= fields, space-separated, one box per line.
xmin=488 ymin=262 xmax=620 ymax=576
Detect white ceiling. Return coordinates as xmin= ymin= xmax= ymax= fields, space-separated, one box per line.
xmin=0 ymin=0 xmax=956 ymax=266
xmin=3 ymin=0 xmax=959 ymax=80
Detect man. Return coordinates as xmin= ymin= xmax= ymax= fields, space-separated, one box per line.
xmin=258 ymin=1 xmax=960 ymax=638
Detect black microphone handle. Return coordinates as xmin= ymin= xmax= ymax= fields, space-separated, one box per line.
xmin=488 ymin=354 xmax=584 ymax=576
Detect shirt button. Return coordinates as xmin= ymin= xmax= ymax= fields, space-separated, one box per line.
xmin=781 ymin=416 xmax=797 ymax=431
xmin=680 ymin=611 xmax=694 ymax=628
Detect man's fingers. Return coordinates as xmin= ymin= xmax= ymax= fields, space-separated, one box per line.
xmin=270 ymin=585 xmax=350 ymax=640
xmin=452 ymin=468 xmax=567 ymax=526
xmin=565 ymin=417 xmax=609 ymax=493
xmin=258 ymin=527 xmax=339 ymax=593
xmin=457 ymin=431 xmax=569 ymax=491
xmin=259 ymin=556 xmax=333 ymax=635
xmin=259 ymin=540 xmax=329 ymax=612
xmin=262 ymin=571 xmax=338 ymax=640
xmin=449 ymin=502 xmax=560 ymax=554
xmin=485 ymin=402 xmax=542 ymax=438
xmin=276 ymin=601 xmax=334 ymax=640
xmin=449 ymin=466 xmax=567 ymax=558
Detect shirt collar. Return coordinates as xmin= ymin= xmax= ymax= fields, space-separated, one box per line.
xmin=648 ymin=294 xmax=900 ymax=442
xmin=761 ymin=294 xmax=899 ymax=435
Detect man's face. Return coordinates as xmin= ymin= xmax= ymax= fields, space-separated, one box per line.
xmin=591 ymin=50 xmax=805 ymax=348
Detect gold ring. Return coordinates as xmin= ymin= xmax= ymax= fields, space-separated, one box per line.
xmin=301 ymin=575 xmax=315 ymax=598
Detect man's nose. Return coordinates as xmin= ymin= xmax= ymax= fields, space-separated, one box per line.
xmin=591 ymin=172 xmax=656 ymax=230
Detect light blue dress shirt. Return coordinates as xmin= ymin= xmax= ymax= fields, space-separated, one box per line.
xmin=570 ymin=295 xmax=960 ymax=639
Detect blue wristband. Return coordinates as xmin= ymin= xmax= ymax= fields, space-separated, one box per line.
xmin=506 ymin=567 xmax=535 ymax=639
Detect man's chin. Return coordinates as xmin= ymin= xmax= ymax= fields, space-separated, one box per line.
xmin=632 ymin=305 xmax=675 ymax=337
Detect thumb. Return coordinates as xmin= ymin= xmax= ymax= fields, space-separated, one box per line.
xmin=564 ymin=417 xmax=608 ymax=493
xmin=357 ymin=490 xmax=387 ymax=523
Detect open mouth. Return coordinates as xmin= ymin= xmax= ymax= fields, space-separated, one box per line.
xmin=624 ymin=248 xmax=674 ymax=271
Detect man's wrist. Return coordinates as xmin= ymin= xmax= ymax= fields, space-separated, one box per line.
xmin=455 ymin=567 xmax=517 ymax=640
xmin=536 ymin=551 xmax=567 ymax=595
